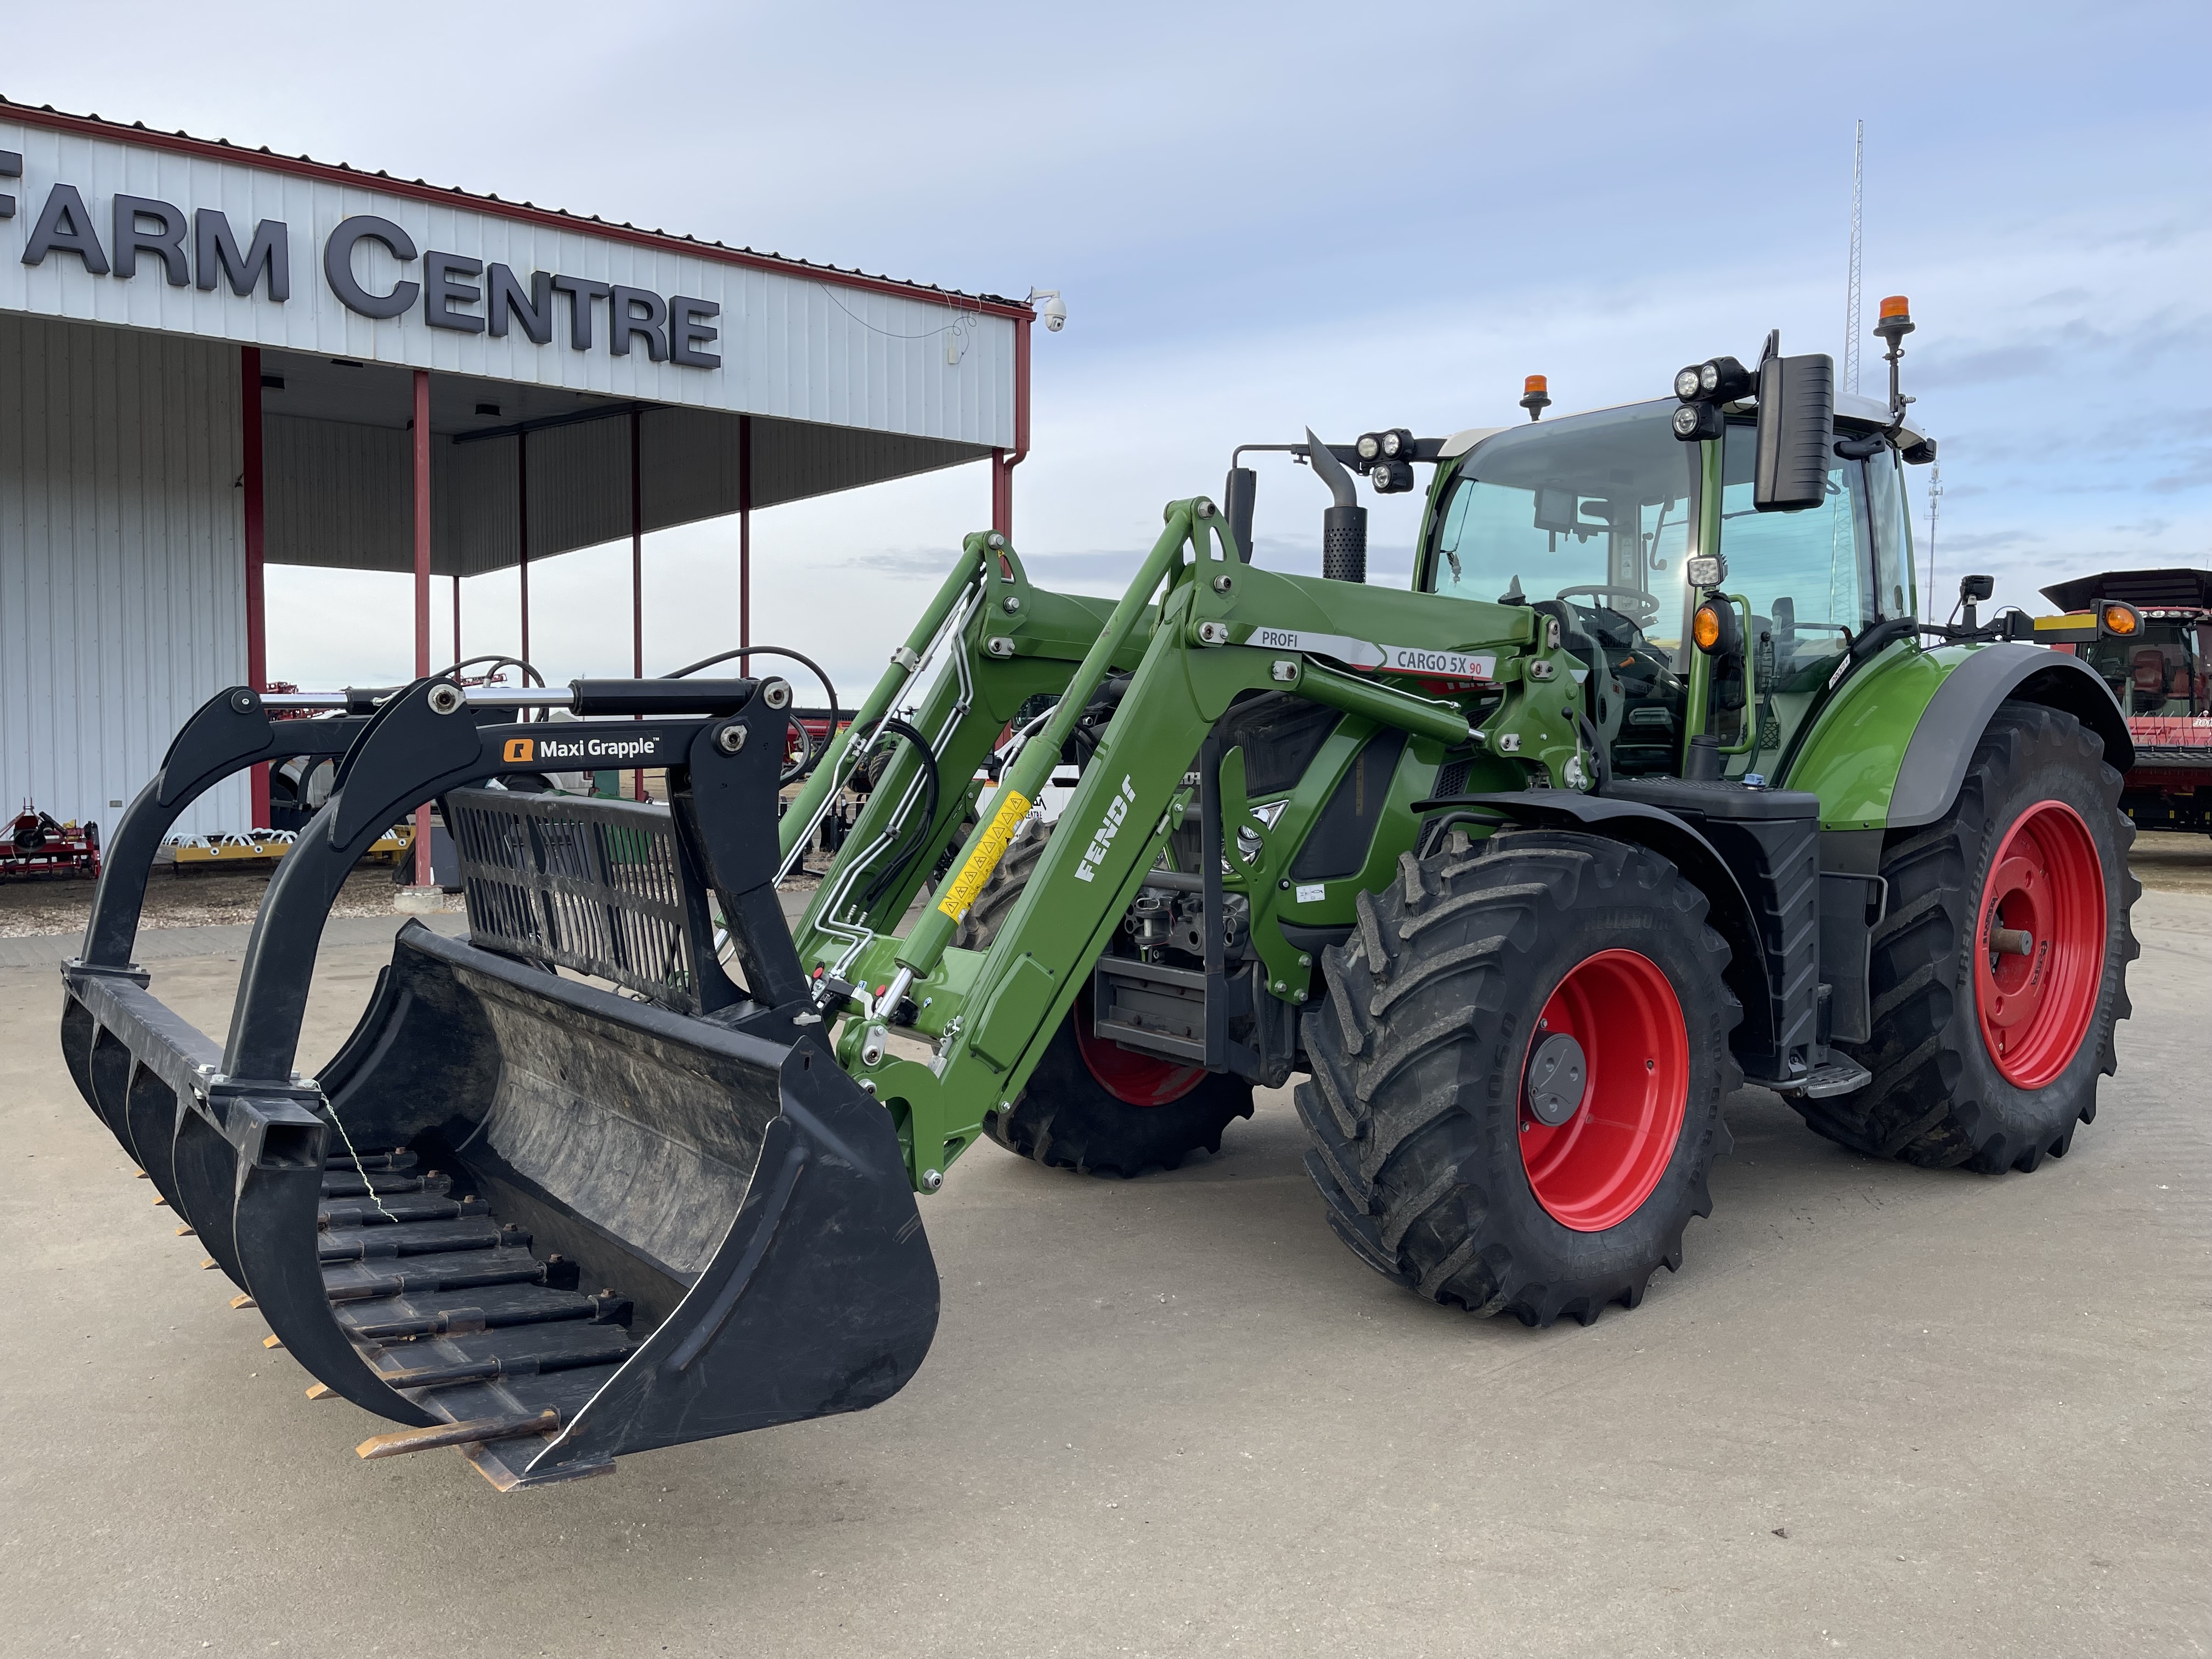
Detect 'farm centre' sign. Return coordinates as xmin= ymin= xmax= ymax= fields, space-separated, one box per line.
xmin=0 ymin=117 xmax=1016 ymax=445
xmin=6 ymin=172 xmax=726 ymax=366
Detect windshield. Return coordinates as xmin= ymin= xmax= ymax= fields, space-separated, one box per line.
xmin=1423 ymin=402 xmax=1697 ymax=658
xmin=2080 ymin=621 xmax=2207 ymax=716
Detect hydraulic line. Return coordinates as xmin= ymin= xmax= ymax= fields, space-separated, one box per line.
xmin=662 ymin=645 xmax=839 ymax=724
xmin=664 ymin=645 xmax=842 ymax=783
xmin=855 ymin=719 xmax=941 ymax=913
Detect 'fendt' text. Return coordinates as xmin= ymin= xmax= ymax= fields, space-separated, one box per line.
xmin=1074 ymin=776 xmax=1138 ymax=883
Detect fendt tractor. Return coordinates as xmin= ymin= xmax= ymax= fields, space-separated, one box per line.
xmin=62 ymin=298 xmax=2141 ymax=1488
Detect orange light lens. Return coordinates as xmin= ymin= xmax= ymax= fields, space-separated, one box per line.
xmin=2104 ymin=604 xmax=2138 ymax=635
xmin=1692 ymin=606 xmax=1722 ymax=650
xmin=1524 ymin=375 xmax=1547 ymax=394
xmin=1880 ymin=295 xmax=1910 ymax=319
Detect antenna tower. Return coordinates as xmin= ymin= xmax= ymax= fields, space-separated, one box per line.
xmin=1844 ymin=119 xmax=1864 ymax=394
xmin=1924 ymin=460 xmax=1944 ymax=611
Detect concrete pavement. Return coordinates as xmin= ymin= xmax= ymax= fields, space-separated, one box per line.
xmin=2 ymin=896 xmax=2205 ymax=1658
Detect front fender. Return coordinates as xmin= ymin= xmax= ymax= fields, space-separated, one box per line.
xmin=1429 ymin=790 xmax=1775 ymax=1064
xmin=1785 ymin=642 xmax=2131 ymax=831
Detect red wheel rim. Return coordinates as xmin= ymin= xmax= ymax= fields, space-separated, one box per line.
xmin=1974 ymin=799 xmax=2105 ymax=1088
xmin=1071 ymin=987 xmax=1207 ymax=1107
xmin=1518 ymin=950 xmax=1689 ymax=1232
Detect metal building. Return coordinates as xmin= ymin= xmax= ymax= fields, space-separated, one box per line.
xmin=1 ymin=99 xmax=1035 ymax=836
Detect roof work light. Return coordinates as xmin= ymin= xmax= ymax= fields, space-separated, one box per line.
xmin=1353 ymin=428 xmax=1418 ymax=493
xmin=1671 ymin=352 xmax=1752 ymax=443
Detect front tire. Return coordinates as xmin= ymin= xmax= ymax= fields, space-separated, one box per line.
xmin=1296 ymin=833 xmax=1740 ymax=1328
xmin=1795 ymin=703 xmax=2138 ymax=1171
xmin=955 ymin=818 xmax=1253 ymax=1177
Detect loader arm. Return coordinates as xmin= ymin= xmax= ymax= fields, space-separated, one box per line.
xmin=799 ymin=500 xmax=1583 ymax=1190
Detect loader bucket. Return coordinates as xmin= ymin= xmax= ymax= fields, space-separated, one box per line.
xmin=58 ymin=676 xmax=940 ymax=1487
xmin=305 ymin=922 xmax=939 ymax=1486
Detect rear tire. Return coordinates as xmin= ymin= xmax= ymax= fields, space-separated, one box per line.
xmin=1794 ymin=703 xmax=2138 ymax=1171
xmin=955 ymin=818 xmax=1253 ymax=1177
xmin=1296 ymin=833 xmax=1739 ymax=1328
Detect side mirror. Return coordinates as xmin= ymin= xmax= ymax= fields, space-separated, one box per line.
xmin=1753 ymin=353 xmax=1836 ymax=512
xmin=1959 ymin=572 xmax=1994 ymax=630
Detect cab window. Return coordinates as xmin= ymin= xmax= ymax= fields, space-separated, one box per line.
xmin=1864 ymin=445 xmax=1916 ymax=619
xmin=1425 ymin=404 xmax=1698 ymax=778
xmin=1714 ymin=424 xmax=1874 ymax=774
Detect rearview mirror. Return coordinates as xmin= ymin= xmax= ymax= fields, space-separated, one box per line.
xmin=1754 ymin=353 xmax=1836 ymax=512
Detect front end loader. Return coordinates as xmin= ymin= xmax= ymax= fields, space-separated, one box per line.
xmin=64 ymin=301 xmax=2140 ymax=1485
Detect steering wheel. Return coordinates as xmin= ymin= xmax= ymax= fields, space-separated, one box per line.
xmin=1553 ymin=584 xmax=1660 ymax=628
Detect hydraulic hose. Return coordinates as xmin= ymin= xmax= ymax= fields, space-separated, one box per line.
xmin=433 ymin=653 xmax=546 ymax=686
xmin=432 ymin=655 xmax=547 ymax=719
xmin=662 ymin=646 xmax=839 ymax=724
xmin=855 ymin=719 xmax=942 ymax=913
xmin=664 ymin=645 xmax=844 ymax=784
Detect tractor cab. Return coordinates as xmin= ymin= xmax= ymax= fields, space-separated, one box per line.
xmin=1417 ymin=389 xmax=1926 ymax=781
xmin=2039 ymin=568 xmax=2212 ymax=718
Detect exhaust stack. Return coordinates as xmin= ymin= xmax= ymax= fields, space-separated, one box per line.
xmin=1305 ymin=428 xmax=1366 ymax=583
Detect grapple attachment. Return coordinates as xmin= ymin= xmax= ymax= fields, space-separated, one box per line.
xmin=59 ymin=677 xmax=938 ymax=1488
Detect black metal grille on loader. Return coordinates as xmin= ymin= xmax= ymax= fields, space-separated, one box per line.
xmin=57 ymin=676 xmax=939 ymax=1489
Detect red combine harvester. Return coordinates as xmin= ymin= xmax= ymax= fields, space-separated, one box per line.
xmin=2040 ymin=568 xmax=2212 ymax=836
xmin=3 ymin=802 xmax=101 ymax=879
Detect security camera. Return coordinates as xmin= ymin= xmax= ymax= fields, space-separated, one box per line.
xmin=1029 ymin=289 xmax=1067 ymax=332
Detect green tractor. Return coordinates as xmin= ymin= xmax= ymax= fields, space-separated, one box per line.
xmin=64 ymin=303 xmax=2140 ymax=1485
xmin=782 ymin=305 xmax=2139 ymax=1327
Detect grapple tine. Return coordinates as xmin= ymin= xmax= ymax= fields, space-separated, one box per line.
xmin=357 ymin=1410 xmax=561 ymax=1460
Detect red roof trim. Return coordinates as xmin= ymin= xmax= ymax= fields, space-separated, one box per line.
xmin=0 ymin=100 xmax=1032 ymax=320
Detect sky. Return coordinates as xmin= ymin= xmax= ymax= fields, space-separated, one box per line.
xmin=11 ymin=1 xmax=2208 ymax=697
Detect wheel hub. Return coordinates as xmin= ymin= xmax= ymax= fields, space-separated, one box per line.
xmin=1523 ymin=1031 xmax=1588 ymax=1126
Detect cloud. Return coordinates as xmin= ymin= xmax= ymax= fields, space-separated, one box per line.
xmin=52 ymin=0 xmax=2205 ymax=702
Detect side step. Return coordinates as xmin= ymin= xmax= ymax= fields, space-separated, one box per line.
xmin=1771 ymin=1055 xmax=1874 ymax=1101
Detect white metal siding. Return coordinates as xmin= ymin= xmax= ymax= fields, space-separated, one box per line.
xmin=0 ymin=313 xmax=247 ymax=837
xmin=1 ymin=121 xmax=1017 ymax=447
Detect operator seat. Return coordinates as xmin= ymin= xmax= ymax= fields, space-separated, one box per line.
xmin=2133 ymin=648 xmax=2170 ymax=712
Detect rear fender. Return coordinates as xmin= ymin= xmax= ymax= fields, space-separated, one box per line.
xmin=1886 ymin=646 xmax=2132 ymax=827
xmin=1424 ymin=791 xmax=1775 ymax=1062
xmin=1786 ymin=643 xmax=2130 ymax=830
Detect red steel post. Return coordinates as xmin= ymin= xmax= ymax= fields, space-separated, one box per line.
xmin=413 ymin=369 xmax=433 ymax=887
xmin=990 ymin=311 xmax=1034 ymax=539
xmin=738 ymin=413 xmax=752 ymax=651
xmin=630 ymin=407 xmax=645 ymax=800
xmin=241 ymin=347 xmax=270 ymax=829
xmin=516 ymin=429 xmax=531 ymax=667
